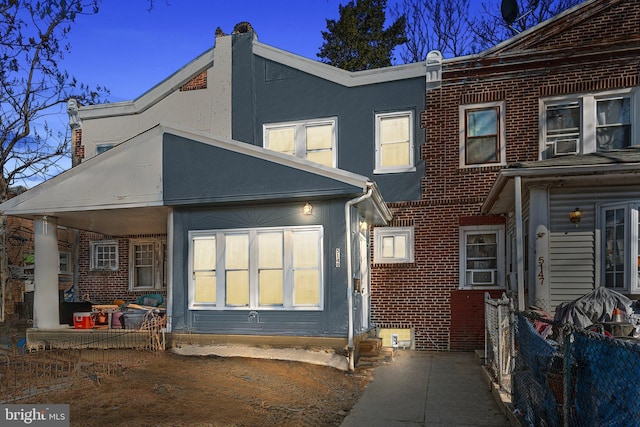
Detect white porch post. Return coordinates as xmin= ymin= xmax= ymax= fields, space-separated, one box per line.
xmin=33 ymin=215 xmax=61 ymax=329
xmin=530 ymin=186 xmax=551 ymax=312
xmin=514 ymin=176 xmax=526 ymax=311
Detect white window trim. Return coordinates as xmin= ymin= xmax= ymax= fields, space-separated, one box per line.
xmin=459 ymin=101 xmax=506 ymax=169
xmin=459 ymin=225 xmax=506 ymax=290
xmin=59 ymin=251 xmax=72 ymax=275
xmin=263 ymin=117 xmax=337 ymax=167
xmin=129 ymin=238 xmax=166 ymax=291
xmin=373 ymin=226 xmax=414 ymax=264
xmin=188 ymin=226 xmax=324 ymax=311
xmin=539 ymin=87 xmax=640 ymax=159
xmin=374 ymin=110 xmax=416 ymax=174
xmin=89 ymin=240 xmax=118 ymax=271
xmin=598 ymin=201 xmax=640 ymax=293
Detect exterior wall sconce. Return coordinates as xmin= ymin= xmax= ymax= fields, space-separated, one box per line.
xmin=303 ymin=202 xmax=313 ymax=215
xmin=569 ymin=207 xmax=582 ymax=226
xmin=359 ymin=220 xmax=368 ymax=232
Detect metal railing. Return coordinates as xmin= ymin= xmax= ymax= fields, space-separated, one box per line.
xmin=484 ymin=293 xmax=514 ymax=394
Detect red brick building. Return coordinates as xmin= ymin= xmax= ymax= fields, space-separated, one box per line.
xmin=371 ymin=0 xmax=640 ymax=350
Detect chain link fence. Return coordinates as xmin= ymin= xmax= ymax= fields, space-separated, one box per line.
xmin=485 ymin=295 xmax=640 ymax=426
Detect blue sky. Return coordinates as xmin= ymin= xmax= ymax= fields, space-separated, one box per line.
xmin=63 ymin=0 xmax=354 ymax=102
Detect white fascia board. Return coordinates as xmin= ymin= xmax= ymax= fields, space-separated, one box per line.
xmin=78 ymin=48 xmax=215 ymax=120
xmin=0 ymin=126 xmax=165 ymax=215
xmin=252 ymin=41 xmax=426 ymax=87
xmin=500 ymin=163 xmax=640 ymax=178
xmin=481 ymin=161 xmax=640 ymax=214
xmin=482 ymin=172 xmax=512 ymax=215
xmin=161 ymin=125 xmax=371 ymax=191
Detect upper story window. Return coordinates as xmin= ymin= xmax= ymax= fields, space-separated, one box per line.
xmin=459 ymin=225 xmax=505 ymax=289
xmin=96 ymin=144 xmax=114 ymax=155
xmin=189 ymin=226 xmax=324 ymax=310
xmin=459 ymin=101 xmax=506 ymax=168
xmin=264 ymin=118 xmax=336 ymax=167
xmin=600 ymin=202 xmax=640 ymax=293
xmin=541 ymin=89 xmax=638 ymax=159
xmin=374 ymin=111 xmax=415 ymax=174
xmin=90 ymin=240 xmax=118 ymax=271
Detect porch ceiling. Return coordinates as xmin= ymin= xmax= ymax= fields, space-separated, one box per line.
xmin=41 ymin=206 xmax=170 ymax=235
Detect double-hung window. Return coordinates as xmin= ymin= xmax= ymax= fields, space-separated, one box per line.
xmin=264 ymin=118 xmax=336 ymax=167
xmin=601 ymin=202 xmax=640 ymax=293
xmin=129 ymin=239 xmax=166 ymax=290
xmin=596 ymin=97 xmax=631 ymax=151
xmin=459 ymin=225 xmax=505 ymax=289
xmin=374 ymin=111 xmax=414 ymax=173
xmin=541 ymin=89 xmax=638 ymax=159
xmin=189 ymin=226 xmax=324 ymax=310
xmin=544 ymin=101 xmax=581 ymax=155
xmin=459 ymin=101 xmax=506 ymax=168
xmin=90 ymin=240 xmax=118 ymax=271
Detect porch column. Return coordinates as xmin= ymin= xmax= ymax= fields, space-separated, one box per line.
xmin=529 ymin=186 xmax=551 ymax=312
xmin=33 ymin=215 xmax=61 ymax=329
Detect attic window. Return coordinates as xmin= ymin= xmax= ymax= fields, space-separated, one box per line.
xmin=180 ymin=70 xmax=207 ymax=92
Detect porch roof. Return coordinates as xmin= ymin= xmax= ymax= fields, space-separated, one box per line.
xmin=0 ymin=125 xmax=390 ymax=235
xmin=482 ymin=147 xmax=640 ymax=214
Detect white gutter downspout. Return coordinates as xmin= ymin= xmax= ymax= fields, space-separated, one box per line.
xmin=345 ymin=183 xmax=375 ymax=372
xmin=514 ymin=176 xmax=526 ymax=311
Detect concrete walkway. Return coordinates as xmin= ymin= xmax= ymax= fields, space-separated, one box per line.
xmin=341 ymin=351 xmax=513 ymax=427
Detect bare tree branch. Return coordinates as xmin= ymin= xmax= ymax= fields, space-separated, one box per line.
xmin=0 ymin=0 xmax=109 ymax=200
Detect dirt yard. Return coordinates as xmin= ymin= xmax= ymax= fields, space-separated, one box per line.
xmin=27 ymin=351 xmax=372 ymax=427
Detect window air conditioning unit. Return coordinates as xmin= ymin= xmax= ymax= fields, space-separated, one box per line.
xmin=552 ymin=139 xmax=579 ymax=156
xmin=470 ymin=270 xmax=495 ymax=285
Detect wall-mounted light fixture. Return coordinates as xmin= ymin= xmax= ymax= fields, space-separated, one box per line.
xmin=569 ymin=207 xmax=582 ymax=226
xmin=303 ymin=202 xmax=313 ymax=216
xmin=359 ymin=220 xmax=368 ymax=232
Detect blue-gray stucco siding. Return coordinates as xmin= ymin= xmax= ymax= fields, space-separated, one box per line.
xmin=231 ymin=33 xmax=426 ymax=203
xmin=169 ymin=200 xmax=351 ymax=336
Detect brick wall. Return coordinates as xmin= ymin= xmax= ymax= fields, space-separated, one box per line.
xmin=180 ymin=70 xmax=207 ymax=91
xmin=371 ymin=0 xmax=640 ymax=351
xmin=77 ymin=232 xmax=167 ymax=305
xmin=450 ymin=289 xmax=504 ymax=351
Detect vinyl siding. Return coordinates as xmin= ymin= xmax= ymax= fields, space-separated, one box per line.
xmin=549 ymin=231 xmax=595 ymax=310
